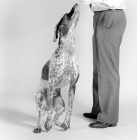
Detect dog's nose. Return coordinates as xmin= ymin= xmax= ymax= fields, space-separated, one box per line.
xmin=74 ymin=3 xmax=79 ymax=9
xmin=74 ymin=4 xmax=80 ymax=14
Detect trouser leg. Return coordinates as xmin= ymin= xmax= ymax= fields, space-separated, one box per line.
xmin=91 ymin=33 xmax=101 ymax=116
xmin=92 ymin=10 xmax=126 ymax=123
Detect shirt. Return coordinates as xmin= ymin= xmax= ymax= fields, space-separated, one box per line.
xmin=80 ymin=0 xmax=127 ymax=11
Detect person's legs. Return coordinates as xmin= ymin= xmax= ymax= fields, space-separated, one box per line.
xmin=96 ymin=10 xmax=126 ymax=124
xmin=86 ymin=10 xmax=126 ymax=126
xmin=83 ymin=28 xmax=101 ymax=119
xmin=91 ymin=23 xmax=102 ymax=116
xmin=83 ymin=13 xmax=102 ymax=119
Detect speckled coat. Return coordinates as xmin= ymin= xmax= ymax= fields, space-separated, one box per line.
xmin=34 ymin=4 xmax=80 ymax=133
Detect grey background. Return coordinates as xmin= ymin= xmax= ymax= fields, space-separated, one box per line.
xmin=0 ymin=0 xmax=137 ymax=139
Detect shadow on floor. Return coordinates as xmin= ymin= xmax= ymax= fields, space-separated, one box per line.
xmin=0 ymin=108 xmax=37 ymax=129
xmin=0 ymin=92 xmax=94 ymax=131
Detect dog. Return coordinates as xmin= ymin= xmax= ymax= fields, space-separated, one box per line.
xmin=34 ymin=3 xmax=80 ymax=133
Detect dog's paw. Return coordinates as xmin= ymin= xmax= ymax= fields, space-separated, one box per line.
xmin=44 ymin=123 xmax=52 ymax=132
xmin=61 ymin=122 xmax=70 ymax=131
xmin=33 ymin=127 xmax=42 ymax=133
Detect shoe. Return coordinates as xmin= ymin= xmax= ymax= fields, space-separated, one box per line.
xmin=83 ymin=113 xmax=97 ymax=119
xmin=89 ymin=121 xmax=117 ymax=128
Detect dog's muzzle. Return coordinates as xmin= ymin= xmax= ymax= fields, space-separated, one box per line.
xmin=68 ymin=3 xmax=80 ymax=20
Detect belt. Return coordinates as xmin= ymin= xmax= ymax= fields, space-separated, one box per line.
xmin=94 ymin=9 xmax=122 ymax=13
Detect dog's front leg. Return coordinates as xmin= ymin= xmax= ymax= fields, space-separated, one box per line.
xmin=34 ymin=110 xmax=45 ymax=133
xmin=34 ymin=92 xmax=46 ymax=133
xmin=34 ymin=80 xmax=47 ymax=133
xmin=61 ymin=85 xmax=76 ymax=130
xmin=44 ymin=109 xmax=53 ymax=132
xmin=44 ymin=89 xmax=53 ymax=132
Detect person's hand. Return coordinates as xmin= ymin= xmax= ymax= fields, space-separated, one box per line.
xmin=79 ymin=0 xmax=93 ymax=4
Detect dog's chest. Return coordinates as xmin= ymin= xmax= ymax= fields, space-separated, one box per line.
xmin=48 ymin=27 xmax=79 ymax=86
xmin=49 ymin=50 xmax=79 ymax=86
xmin=50 ymin=52 xmax=73 ymax=76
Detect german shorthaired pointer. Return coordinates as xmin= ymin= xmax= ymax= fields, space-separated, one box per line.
xmin=34 ymin=3 xmax=80 ymax=133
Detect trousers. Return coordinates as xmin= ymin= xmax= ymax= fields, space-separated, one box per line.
xmin=91 ymin=9 xmax=127 ymax=123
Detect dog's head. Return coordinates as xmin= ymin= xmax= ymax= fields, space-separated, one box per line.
xmin=53 ymin=3 xmax=80 ymax=42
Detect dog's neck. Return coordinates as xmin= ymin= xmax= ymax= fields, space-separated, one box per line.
xmin=56 ymin=24 xmax=75 ymax=56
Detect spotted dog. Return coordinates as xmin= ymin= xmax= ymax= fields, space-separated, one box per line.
xmin=34 ymin=3 xmax=80 ymax=133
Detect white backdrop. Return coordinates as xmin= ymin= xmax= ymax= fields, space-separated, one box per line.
xmin=0 ymin=0 xmax=137 ymax=125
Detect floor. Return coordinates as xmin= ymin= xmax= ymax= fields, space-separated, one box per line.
xmin=0 ymin=94 xmax=137 ymax=140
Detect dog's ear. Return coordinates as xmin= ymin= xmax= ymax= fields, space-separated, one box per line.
xmin=53 ymin=14 xmax=69 ymax=42
xmin=53 ymin=17 xmax=64 ymax=42
xmin=53 ymin=24 xmax=69 ymax=42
